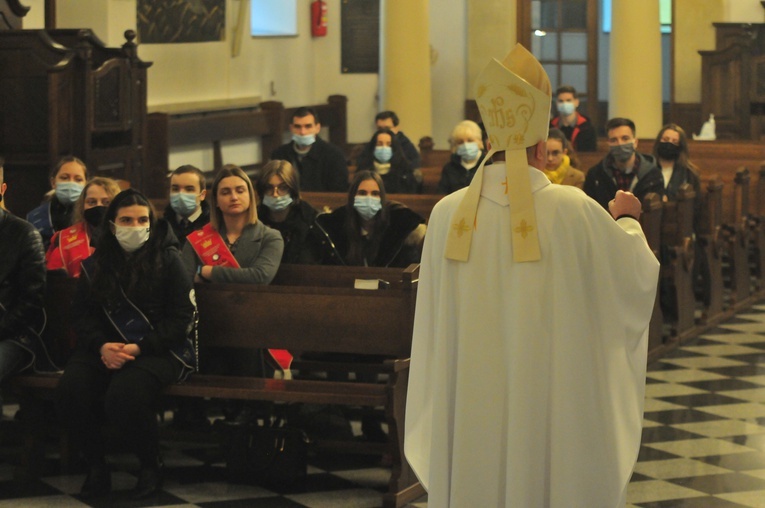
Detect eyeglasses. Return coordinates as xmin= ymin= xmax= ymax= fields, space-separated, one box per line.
xmin=264 ymin=183 xmax=290 ymax=196
xmin=548 ymin=150 xmax=562 ymax=157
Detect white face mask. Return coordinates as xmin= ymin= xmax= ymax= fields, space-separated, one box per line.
xmin=112 ymin=223 xmax=150 ymax=253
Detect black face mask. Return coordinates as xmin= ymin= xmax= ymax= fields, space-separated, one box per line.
xmin=83 ymin=206 xmax=107 ymax=227
xmin=657 ymin=141 xmax=682 ymax=161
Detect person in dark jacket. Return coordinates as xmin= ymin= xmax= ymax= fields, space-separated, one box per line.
xmin=26 ymin=156 xmax=88 ymax=249
xmin=0 ymin=158 xmax=51 ymax=386
xmin=356 ymin=129 xmax=418 ymax=194
xmin=438 ymin=120 xmax=487 ymax=194
xmin=357 ymin=110 xmax=421 ymax=169
xmin=256 ymin=159 xmax=323 ymax=264
xmin=270 ymin=107 xmax=349 ymax=192
xmin=584 ymin=117 xmax=664 ymax=210
xmin=549 ymin=85 xmax=598 ymax=152
xmin=55 ymin=189 xmax=196 ymax=501
xmin=315 ymin=170 xmax=426 ymax=268
xmin=163 ymin=164 xmax=210 ymax=247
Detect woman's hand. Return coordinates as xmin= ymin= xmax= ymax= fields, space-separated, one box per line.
xmin=99 ymin=342 xmax=137 ymax=370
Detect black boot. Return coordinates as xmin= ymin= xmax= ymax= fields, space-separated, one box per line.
xmin=80 ymin=462 xmax=111 ymax=499
xmin=131 ymin=456 xmax=164 ymax=499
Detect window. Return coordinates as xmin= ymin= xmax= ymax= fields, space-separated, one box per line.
xmin=251 ymin=0 xmax=297 ymax=37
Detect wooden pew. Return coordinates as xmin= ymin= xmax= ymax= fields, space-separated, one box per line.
xmin=660 ymin=184 xmax=698 ymax=339
xmin=12 ymin=264 xmax=425 ymax=508
xmin=722 ymin=168 xmax=753 ymax=307
xmin=640 ymin=193 xmax=666 ymax=359
xmin=697 ymin=176 xmax=727 ymax=324
xmin=145 ymin=95 xmax=350 ymax=191
xmin=752 ymin=164 xmax=765 ymax=290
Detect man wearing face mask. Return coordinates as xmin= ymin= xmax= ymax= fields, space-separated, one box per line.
xmin=584 ymin=117 xmax=664 ymax=210
xmin=162 ymin=165 xmax=210 ymax=247
xmin=549 ymin=85 xmax=597 ymax=152
xmin=0 ymin=156 xmax=54 ymax=397
xmin=270 ymin=107 xmax=349 ymax=192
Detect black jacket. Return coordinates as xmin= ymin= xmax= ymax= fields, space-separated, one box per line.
xmin=438 ymin=152 xmax=486 ymax=194
xmin=584 ymin=153 xmax=665 ymax=210
xmin=258 ymin=199 xmax=324 ymax=264
xmin=314 ymin=203 xmax=425 ymax=267
xmin=163 ymin=200 xmax=211 ymax=247
xmin=73 ymin=220 xmax=195 ymax=366
xmin=0 ymin=209 xmax=46 ymax=341
xmin=271 ymin=138 xmax=349 ymax=192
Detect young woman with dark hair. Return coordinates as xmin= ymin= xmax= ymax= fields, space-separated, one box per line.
xmin=316 ymin=170 xmax=426 ymax=267
xmin=356 ymin=129 xmax=418 ymax=194
xmin=55 ymin=189 xmax=196 ymax=500
xmin=256 ymin=159 xmax=323 ymax=264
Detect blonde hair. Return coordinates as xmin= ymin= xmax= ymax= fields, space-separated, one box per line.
xmin=449 ymin=120 xmax=484 ymax=153
xmin=210 ymin=164 xmax=258 ymax=231
xmin=72 ymin=177 xmax=122 ymax=223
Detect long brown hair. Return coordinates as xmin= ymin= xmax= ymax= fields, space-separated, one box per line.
xmin=653 ymin=123 xmax=699 ymax=175
xmin=547 ymin=128 xmax=580 ymax=168
xmin=344 ymin=170 xmax=389 ymax=266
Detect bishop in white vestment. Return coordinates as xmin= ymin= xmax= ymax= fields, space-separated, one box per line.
xmin=404 ymin=45 xmax=660 ymax=508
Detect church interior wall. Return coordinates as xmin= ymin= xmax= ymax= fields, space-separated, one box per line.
xmin=14 ymin=0 xmax=758 ymax=169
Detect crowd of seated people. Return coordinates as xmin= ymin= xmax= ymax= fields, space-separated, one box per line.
xmin=0 ymin=93 xmax=738 ymax=501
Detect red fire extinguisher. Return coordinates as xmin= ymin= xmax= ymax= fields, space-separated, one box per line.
xmin=311 ymin=0 xmax=328 ymax=37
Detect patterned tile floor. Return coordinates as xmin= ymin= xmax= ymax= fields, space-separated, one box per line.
xmin=3 ymin=304 xmax=765 ymax=507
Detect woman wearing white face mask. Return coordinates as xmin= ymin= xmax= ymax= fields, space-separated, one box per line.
xmin=315 ymin=170 xmax=426 ymax=267
xmin=55 ymin=189 xmax=196 ymax=501
xmin=357 ymin=129 xmax=418 ymax=194
xmin=438 ymin=120 xmax=487 ymax=194
xmin=45 ymin=177 xmax=121 ymax=277
xmin=256 ymin=160 xmax=324 ymax=264
xmin=27 ymin=156 xmax=88 ymax=249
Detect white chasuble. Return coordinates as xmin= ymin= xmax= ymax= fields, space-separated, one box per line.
xmin=405 ymin=164 xmax=660 ymax=507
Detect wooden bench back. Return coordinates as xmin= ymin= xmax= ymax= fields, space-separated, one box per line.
xmin=195 ymin=264 xmax=419 ymax=357
xmin=661 ymin=184 xmax=696 ymax=249
xmin=302 ymin=192 xmax=442 ymax=221
xmin=640 ymin=192 xmax=663 ymax=257
xmin=698 ymin=175 xmax=724 ymax=235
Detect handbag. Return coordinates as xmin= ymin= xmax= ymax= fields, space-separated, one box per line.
xmin=225 ymin=420 xmax=310 ymax=489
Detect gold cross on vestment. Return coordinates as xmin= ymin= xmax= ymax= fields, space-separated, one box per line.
xmin=514 ymin=220 xmax=534 ymax=239
xmin=501 ymin=178 xmax=508 ymax=195
xmin=452 ymin=218 xmax=471 ymax=238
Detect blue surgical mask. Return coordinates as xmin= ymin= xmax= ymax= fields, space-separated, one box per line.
xmin=169 ymin=192 xmax=199 ymax=217
xmin=557 ymin=101 xmax=576 ymax=116
xmin=374 ymin=146 xmax=393 ymax=163
xmin=292 ymin=133 xmax=316 ymax=147
xmin=262 ymin=194 xmax=293 ymax=212
xmin=353 ymin=196 xmax=382 ymax=221
xmin=456 ymin=142 xmax=480 ymax=161
xmin=55 ymin=182 xmax=84 ymax=205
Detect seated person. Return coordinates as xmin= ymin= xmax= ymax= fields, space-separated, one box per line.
xmin=256 ymin=160 xmax=323 ymax=264
xmin=270 ymin=107 xmax=349 ymax=192
xmin=438 ymin=120 xmax=487 ymax=195
xmin=316 ymin=170 xmax=426 ymax=267
xmin=46 ymin=177 xmax=121 ymax=277
xmin=653 ymin=123 xmax=702 ymax=202
xmin=182 ymin=165 xmax=284 ymax=388
xmin=584 ymin=117 xmax=664 ymax=210
xmin=163 ymin=164 xmax=210 ymax=247
xmin=549 ymin=85 xmax=597 ymax=152
xmin=27 ymin=156 xmax=88 ymax=248
xmin=357 ymin=110 xmax=421 ymax=169
xmin=55 ymin=189 xmax=196 ymax=500
xmin=543 ymin=128 xmax=584 ymax=189
xmin=356 ymin=129 xmax=418 ymax=194
xmin=0 ymin=157 xmax=52 ymax=390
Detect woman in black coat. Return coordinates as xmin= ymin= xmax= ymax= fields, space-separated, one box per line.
xmin=356 ymin=129 xmax=418 ymax=194
xmin=55 ymin=189 xmax=195 ymax=500
xmin=315 ymin=170 xmax=426 ymax=268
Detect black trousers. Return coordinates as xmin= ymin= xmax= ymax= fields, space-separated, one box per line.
xmin=55 ymin=352 xmax=180 ymax=467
